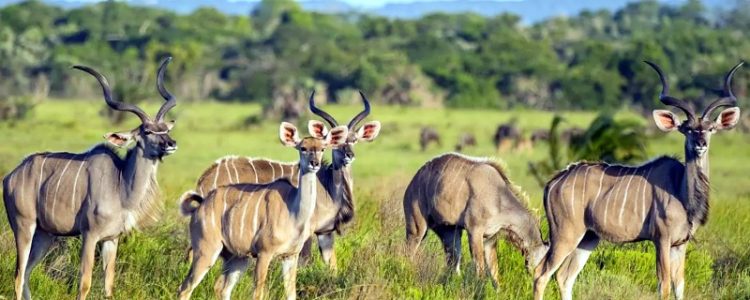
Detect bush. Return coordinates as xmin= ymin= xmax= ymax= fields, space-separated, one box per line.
xmin=0 ymin=96 xmax=38 ymax=122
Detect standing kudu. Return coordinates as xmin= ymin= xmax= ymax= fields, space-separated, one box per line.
xmin=533 ymin=61 xmax=744 ymax=300
xmin=2 ymin=57 xmax=178 ymax=300
xmin=177 ymin=121 xmax=349 ymax=300
xmin=181 ymin=91 xmax=380 ymax=274
xmin=403 ymin=153 xmax=548 ymax=286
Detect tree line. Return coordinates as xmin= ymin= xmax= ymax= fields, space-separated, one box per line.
xmin=1 ymin=0 xmax=749 ymax=114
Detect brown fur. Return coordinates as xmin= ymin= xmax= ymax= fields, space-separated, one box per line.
xmin=403 ymin=153 xmax=547 ymax=286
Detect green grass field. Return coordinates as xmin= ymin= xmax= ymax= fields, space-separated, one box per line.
xmin=0 ymin=100 xmax=749 ymax=299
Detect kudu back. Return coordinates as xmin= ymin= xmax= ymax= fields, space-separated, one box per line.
xmin=403 ymin=153 xmax=547 ymax=286
xmin=2 ymin=58 xmax=178 ymax=300
xmin=532 ymin=61 xmax=744 ymax=300
xmin=181 ymin=91 xmax=381 ymax=270
xmin=176 ymin=121 xmax=349 ymax=300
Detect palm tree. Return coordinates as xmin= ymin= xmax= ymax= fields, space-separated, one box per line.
xmin=529 ymin=112 xmax=648 ymax=187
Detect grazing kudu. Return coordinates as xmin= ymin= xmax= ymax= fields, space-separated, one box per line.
xmin=2 ymin=57 xmax=178 ymax=300
xmin=454 ymin=132 xmax=477 ymax=152
xmin=181 ymin=91 xmax=381 ymax=274
xmin=403 ymin=153 xmax=548 ymax=286
xmin=420 ymin=126 xmax=441 ymax=151
xmin=532 ymin=61 xmax=744 ymax=300
xmin=177 ymin=121 xmax=349 ymax=300
xmin=493 ymin=119 xmax=520 ymax=152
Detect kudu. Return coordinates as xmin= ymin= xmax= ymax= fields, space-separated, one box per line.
xmin=177 ymin=121 xmax=349 ymax=300
xmin=532 ymin=61 xmax=744 ymax=300
xmin=181 ymin=91 xmax=381 ymax=273
xmin=403 ymin=153 xmax=548 ymax=286
xmin=2 ymin=57 xmax=178 ymax=300
xmin=420 ymin=126 xmax=441 ymax=151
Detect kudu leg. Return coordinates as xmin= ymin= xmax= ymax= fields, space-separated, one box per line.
xmin=253 ymin=254 xmax=273 ymax=300
xmin=533 ymin=232 xmax=584 ymax=300
xmin=483 ymin=237 xmax=500 ymax=288
xmin=655 ymin=240 xmax=672 ymax=300
xmin=214 ymin=256 xmax=249 ymax=300
xmin=670 ymin=244 xmax=687 ymax=300
xmin=555 ymin=233 xmax=599 ymax=300
xmin=404 ymin=198 xmax=428 ymax=258
xmin=281 ymin=254 xmax=300 ymax=300
xmin=12 ymin=220 xmax=35 ymax=300
xmin=468 ymin=231 xmax=486 ymax=277
xmin=76 ymin=235 xmax=99 ymax=300
xmin=101 ymin=239 xmax=118 ymax=298
xmin=436 ymin=226 xmax=462 ymax=275
xmin=317 ymin=233 xmax=337 ymax=272
xmin=298 ymin=238 xmax=313 ymax=266
xmin=23 ymin=229 xmax=55 ymax=300
xmin=177 ymin=244 xmax=222 ymax=300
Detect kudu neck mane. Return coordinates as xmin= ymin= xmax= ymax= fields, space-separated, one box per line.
xmin=112 ymin=143 xmax=162 ymax=228
xmin=318 ymin=160 xmax=355 ymax=232
xmin=683 ymin=147 xmax=710 ymax=227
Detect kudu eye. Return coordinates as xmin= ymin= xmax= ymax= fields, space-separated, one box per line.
xmin=300 ymin=147 xmax=307 ymax=152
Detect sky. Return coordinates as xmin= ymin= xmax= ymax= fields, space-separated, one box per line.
xmin=48 ymin=0 xmax=518 ymax=9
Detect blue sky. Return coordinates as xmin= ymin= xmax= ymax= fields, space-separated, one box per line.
xmin=305 ymin=0 xmax=517 ymax=8
xmin=42 ymin=0 xmax=517 ymax=9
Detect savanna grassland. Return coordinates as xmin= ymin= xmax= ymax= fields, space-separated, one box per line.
xmin=0 ymin=100 xmax=749 ymax=299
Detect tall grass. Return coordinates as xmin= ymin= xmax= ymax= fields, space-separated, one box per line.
xmin=0 ymin=100 xmax=748 ymax=299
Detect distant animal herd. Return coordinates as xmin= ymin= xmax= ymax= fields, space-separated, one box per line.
xmin=2 ymin=57 xmax=744 ymax=300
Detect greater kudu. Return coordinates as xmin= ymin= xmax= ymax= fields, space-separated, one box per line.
xmin=532 ymin=61 xmax=744 ymax=300
xmin=2 ymin=57 xmax=178 ymax=300
xmin=181 ymin=91 xmax=381 ymax=272
xmin=403 ymin=153 xmax=548 ymax=286
xmin=177 ymin=121 xmax=349 ymax=300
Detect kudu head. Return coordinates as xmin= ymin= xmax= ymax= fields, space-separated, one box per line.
xmin=279 ymin=121 xmax=349 ymax=174
xmin=74 ymin=57 xmax=178 ymax=160
xmin=309 ymin=91 xmax=381 ymax=167
xmin=645 ymin=61 xmax=743 ymax=159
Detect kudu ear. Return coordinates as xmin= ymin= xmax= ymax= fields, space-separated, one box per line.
xmin=652 ymin=110 xmax=680 ymax=132
xmin=326 ymin=126 xmax=349 ymax=147
xmin=715 ymin=107 xmax=740 ymax=130
xmin=165 ymin=120 xmax=175 ymax=131
xmin=308 ymin=120 xmax=329 ymax=139
xmin=279 ymin=122 xmax=301 ymax=147
xmin=355 ymin=121 xmax=381 ymax=142
xmin=104 ymin=131 xmax=134 ymax=148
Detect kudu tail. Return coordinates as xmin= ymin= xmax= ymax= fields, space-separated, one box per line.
xmin=179 ymin=190 xmax=204 ymax=216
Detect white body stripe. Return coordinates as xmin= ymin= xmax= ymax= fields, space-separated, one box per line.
xmin=581 ymin=165 xmax=591 ymax=205
xmin=592 ymin=166 xmax=610 ymax=208
xmin=213 ymin=160 xmax=223 ymax=189
xmin=617 ymin=168 xmax=638 ymax=224
xmin=641 ymin=167 xmax=654 ymax=221
xmin=51 ymin=158 xmax=75 ymax=213
xmin=248 ymin=159 xmax=259 ymax=182
xmin=37 ymin=157 xmax=48 ymax=204
xmin=231 ymin=159 xmax=239 ymax=183
xmin=251 ymin=190 xmax=266 ymax=234
xmin=603 ymin=168 xmax=625 ymax=221
xmin=569 ymin=167 xmax=579 ymax=218
xmin=223 ymin=159 xmax=232 ymax=184
xmin=71 ymin=153 xmax=88 ymax=209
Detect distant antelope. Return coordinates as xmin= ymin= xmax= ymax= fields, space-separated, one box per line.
xmin=2 ymin=58 xmax=178 ymax=300
xmin=454 ymin=132 xmax=476 ymax=152
xmin=181 ymin=91 xmax=381 ymax=274
xmin=404 ymin=153 xmax=548 ymax=286
xmin=420 ymin=126 xmax=441 ymax=151
xmin=532 ymin=61 xmax=744 ymax=300
xmin=493 ymin=119 xmax=520 ymax=152
xmin=177 ymin=121 xmax=349 ymax=300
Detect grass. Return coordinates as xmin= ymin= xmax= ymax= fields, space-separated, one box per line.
xmin=0 ymin=99 xmax=748 ymax=299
